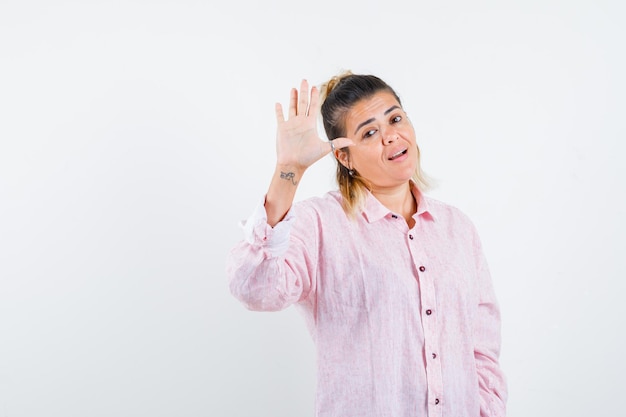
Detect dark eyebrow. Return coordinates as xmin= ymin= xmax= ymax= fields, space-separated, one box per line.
xmin=354 ymin=117 xmax=375 ymax=135
xmin=384 ymin=105 xmax=401 ymax=115
xmin=353 ymin=105 xmax=402 ymax=135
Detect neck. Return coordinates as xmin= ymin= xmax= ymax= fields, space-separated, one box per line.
xmin=372 ymin=182 xmax=417 ymax=227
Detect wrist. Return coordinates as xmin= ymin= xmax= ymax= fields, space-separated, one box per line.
xmin=274 ymin=164 xmax=306 ymax=180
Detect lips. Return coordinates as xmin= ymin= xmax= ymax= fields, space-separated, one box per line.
xmin=388 ymin=148 xmax=408 ymax=160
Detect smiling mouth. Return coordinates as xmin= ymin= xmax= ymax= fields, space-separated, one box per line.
xmin=388 ymin=149 xmax=408 ymax=160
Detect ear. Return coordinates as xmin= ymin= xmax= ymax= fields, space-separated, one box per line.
xmin=335 ymin=148 xmax=351 ymax=170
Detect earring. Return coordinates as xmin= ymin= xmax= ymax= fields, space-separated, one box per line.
xmin=348 ymin=169 xmax=355 ymax=177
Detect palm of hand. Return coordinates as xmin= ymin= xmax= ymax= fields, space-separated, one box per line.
xmin=274 ymin=80 xmax=330 ymax=171
xmin=276 ymin=115 xmax=326 ymax=170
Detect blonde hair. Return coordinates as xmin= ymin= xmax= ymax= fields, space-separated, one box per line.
xmin=319 ymin=71 xmax=430 ymax=217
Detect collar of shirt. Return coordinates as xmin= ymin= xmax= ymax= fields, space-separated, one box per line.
xmin=361 ymin=181 xmax=436 ymax=224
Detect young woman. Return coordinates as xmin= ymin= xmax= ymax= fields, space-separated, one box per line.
xmin=227 ymin=72 xmax=507 ymax=417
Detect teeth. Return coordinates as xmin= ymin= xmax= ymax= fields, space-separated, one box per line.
xmin=390 ymin=149 xmax=406 ymax=160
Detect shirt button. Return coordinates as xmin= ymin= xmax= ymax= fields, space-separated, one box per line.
xmin=432 ymin=353 xmax=437 ymax=359
xmin=409 ymin=234 xmax=414 ymax=240
xmin=391 ymin=214 xmax=398 ymax=219
xmin=435 ymin=398 xmax=440 ymax=405
xmin=426 ymin=309 xmax=432 ymax=315
xmin=419 ymin=265 xmax=425 ymax=272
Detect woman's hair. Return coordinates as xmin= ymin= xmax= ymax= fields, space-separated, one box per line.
xmin=319 ymin=70 xmax=430 ymax=216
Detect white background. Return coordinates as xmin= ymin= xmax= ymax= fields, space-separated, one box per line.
xmin=1 ymin=1 xmax=624 ymax=416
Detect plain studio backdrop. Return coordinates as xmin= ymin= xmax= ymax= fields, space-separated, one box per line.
xmin=1 ymin=1 xmax=624 ymax=416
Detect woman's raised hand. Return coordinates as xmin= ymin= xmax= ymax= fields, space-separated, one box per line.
xmin=266 ymin=79 xmax=352 ymax=226
xmin=274 ymin=79 xmax=352 ymax=171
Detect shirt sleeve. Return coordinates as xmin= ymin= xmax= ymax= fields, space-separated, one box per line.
xmin=472 ymin=227 xmax=508 ymax=417
xmin=226 ymin=197 xmax=318 ymax=312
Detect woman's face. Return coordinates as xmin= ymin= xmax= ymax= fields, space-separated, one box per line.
xmin=341 ymin=91 xmax=418 ymax=190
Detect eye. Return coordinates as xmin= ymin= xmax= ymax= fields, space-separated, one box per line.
xmin=391 ymin=115 xmax=402 ymax=123
xmin=363 ymin=129 xmax=377 ymax=139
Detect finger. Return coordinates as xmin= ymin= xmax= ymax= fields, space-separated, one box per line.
xmin=299 ymin=79 xmax=309 ymax=117
xmin=326 ymin=138 xmax=355 ymax=159
xmin=288 ymin=88 xmax=297 ymax=118
xmin=331 ymin=137 xmax=355 ymax=150
xmin=308 ymin=85 xmax=319 ymax=117
xmin=275 ymin=102 xmax=285 ymax=123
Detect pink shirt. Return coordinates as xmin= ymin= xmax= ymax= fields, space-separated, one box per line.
xmin=227 ymin=185 xmax=507 ymax=417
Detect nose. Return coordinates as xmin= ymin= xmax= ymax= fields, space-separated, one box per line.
xmin=383 ymin=131 xmax=398 ymax=145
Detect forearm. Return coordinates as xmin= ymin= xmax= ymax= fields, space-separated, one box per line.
xmin=265 ymin=164 xmax=306 ymax=227
xmin=227 ymin=242 xmax=304 ymax=311
xmin=475 ymin=318 xmax=507 ymax=417
xmin=474 ymin=275 xmax=507 ymax=415
xmin=470 ymin=227 xmax=507 ymax=416
xmin=226 ymin=203 xmax=315 ymax=311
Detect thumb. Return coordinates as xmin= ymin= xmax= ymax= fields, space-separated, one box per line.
xmin=330 ymin=137 xmax=354 ymax=150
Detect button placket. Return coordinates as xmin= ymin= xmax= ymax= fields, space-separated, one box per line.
xmin=416 ymin=256 xmax=443 ymax=417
